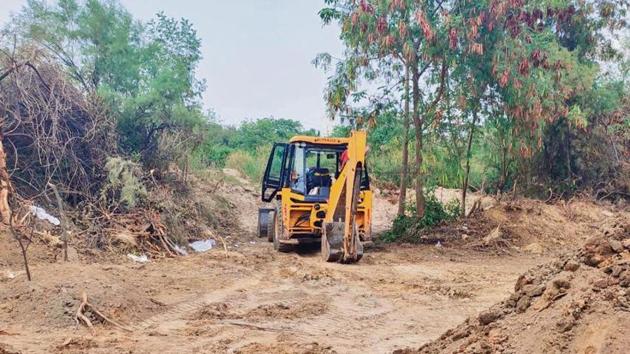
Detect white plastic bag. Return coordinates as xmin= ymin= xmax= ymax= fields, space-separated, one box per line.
xmin=189 ymin=239 xmax=216 ymax=252
xmin=127 ymin=254 xmax=149 ymax=263
xmin=29 ymin=206 xmax=61 ymax=226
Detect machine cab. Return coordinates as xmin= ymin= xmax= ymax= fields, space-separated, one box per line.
xmin=261 ymin=137 xmax=369 ymax=203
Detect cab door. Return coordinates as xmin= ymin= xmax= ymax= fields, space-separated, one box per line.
xmin=261 ymin=143 xmax=288 ymax=202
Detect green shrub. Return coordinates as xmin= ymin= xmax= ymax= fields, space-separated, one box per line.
xmin=382 ymin=189 xmax=460 ymax=242
xmin=225 ymin=147 xmax=271 ymax=182
xmin=101 ymin=157 xmax=147 ymax=209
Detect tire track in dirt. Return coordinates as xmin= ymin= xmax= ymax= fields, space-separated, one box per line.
xmin=129 ymin=274 xmax=264 ymax=332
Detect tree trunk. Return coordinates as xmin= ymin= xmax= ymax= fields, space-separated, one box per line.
xmin=397 ymin=66 xmax=411 ymax=216
xmin=0 ymin=130 xmax=12 ymax=224
xmin=461 ymin=109 xmax=479 ymax=217
xmin=410 ymin=64 xmax=425 ymax=218
xmin=565 ymin=123 xmax=572 ymax=179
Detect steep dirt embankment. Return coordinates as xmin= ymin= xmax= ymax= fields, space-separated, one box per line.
xmin=401 ymin=219 xmax=630 ymax=354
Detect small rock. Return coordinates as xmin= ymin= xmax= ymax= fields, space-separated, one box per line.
xmin=487 ymin=328 xmax=508 ymax=344
xmin=582 ymin=237 xmax=614 ymax=266
xmin=622 ymin=239 xmax=630 ymax=250
xmin=516 ymin=295 xmax=531 ymax=313
xmin=564 ymin=260 xmax=580 ymax=272
xmin=524 ymin=242 xmax=544 ymax=254
xmin=514 ymin=275 xmax=532 ymax=292
xmin=478 ymin=309 xmax=502 ymax=325
xmin=461 ymin=233 xmax=470 ymax=241
xmin=529 ymin=284 xmax=546 ymax=297
xmin=593 ymin=278 xmax=610 ymax=289
xmin=608 ymin=265 xmax=625 ymax=278
xmin=556 ymin=318 xmax=575 ymax=332
xmin=552 ymin=275 xmax=572 ymax=290
xmin=609 ymin=239 xmax=624 ymax=253
xmin=583 ymin=254 xmax=605 ymax=267
xmin=450 ymin=327 xmax=471 ymax=341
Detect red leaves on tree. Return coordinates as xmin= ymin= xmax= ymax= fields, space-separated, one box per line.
xmin=398 ymin=20 xmax=408 ymax=39
xmin=470 ymin=43 xmax=484 ymax=55
xmin=351 ymin=11 xmax=360 ymax=26
xmin=530 ymin=49 xmax=546 ymax=67
xmin=382 ymin=34 xmax=395 ymax=48
xmin=518 ymin=59 xmax=530 ymax=75
xmin=377 ymin=16 xmax=387 ymax=33
xmin=468 ymin=16 xmax=482 ymax=40
xmin=556 ymin=5 xmax=576 ymax=23
xmin=415 ymin=10 xmax=434 ymax=41
xmin=359 ymin=0 xmax=374 ymax=14
xmin=390 ymin=0 xmax=405 ymax=11
xmin=449 ymin=28 xmax=458 ymax=49
xmin=499 ymin=69 xmax=510 ymax=87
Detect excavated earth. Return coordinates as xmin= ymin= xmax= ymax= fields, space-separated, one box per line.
xmin=401 ymin=218 xmax=630 ymax=354
xmin=1 ymin=172 xmax=628 ymax=353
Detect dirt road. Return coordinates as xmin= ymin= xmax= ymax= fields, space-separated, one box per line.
xmin=0 ymin=243 xmax=546 ymax=354
xmin=0 ymin=190 xmax=553 ymax=354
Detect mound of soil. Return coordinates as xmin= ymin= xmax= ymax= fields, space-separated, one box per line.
xmin=401 ymin=197 xmax=626 ymax=257
xmin=400 ymin=219 xmax=630 ymax=354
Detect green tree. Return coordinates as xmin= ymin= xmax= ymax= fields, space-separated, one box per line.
xmin=14 ymin=0 xmax=207 ymax=169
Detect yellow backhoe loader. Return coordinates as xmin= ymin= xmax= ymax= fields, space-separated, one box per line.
xmin=257 ymin=131 xmax=372 ymax=263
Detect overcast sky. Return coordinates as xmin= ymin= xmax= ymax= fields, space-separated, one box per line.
xmin=0 ymin=0 xmax=342 ymax=132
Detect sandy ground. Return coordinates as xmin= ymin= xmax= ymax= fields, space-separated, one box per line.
xmin=1 ymin=174 xmax=625 ymax=354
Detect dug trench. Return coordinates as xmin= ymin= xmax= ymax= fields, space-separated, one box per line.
xmin=1 ymin=171 xmax=628 ymax=353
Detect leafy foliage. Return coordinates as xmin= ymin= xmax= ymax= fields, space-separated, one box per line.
xmin=14 ymin=0 xmax=207 ymax=169
xmin=101 ymin=157 xmax=147 ymax=209
xmin=382 ymin=189 xmax=460 ymax=242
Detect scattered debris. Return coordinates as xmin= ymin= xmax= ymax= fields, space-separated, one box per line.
xmin=190 ymin=239 xmax=216 ymax=253
xmin=127 ymin=254 xmax=149 ymax=263
xmin=29 ymin=206 xmax=61 ymax=226
xmin=75 ymin=291 xmax=132 ymax=334
xmin=483 ymin=226 xmax=502 ymax=245
xmin=173 ymin=245 xmax=189 ymax=256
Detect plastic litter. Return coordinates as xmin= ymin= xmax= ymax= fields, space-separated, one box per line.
xmin=173 ymin=245 xmax=188 ymax=256
xmin=29 ymin=205 xmax=60 ymax=226
xmin=189 ymin=239 xmax=216 ymax=252
xmin=435 ymin=241 xmax=443 ymax=248
xmin=127 ymin=254 xmax=149 ymax=263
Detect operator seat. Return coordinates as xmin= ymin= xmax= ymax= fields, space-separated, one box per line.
xmin=305 ymin=167 xmax=332 ymax=202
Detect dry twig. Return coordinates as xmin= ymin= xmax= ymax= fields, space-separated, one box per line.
xmin=75 ymin=291 xmax=132 ymax=334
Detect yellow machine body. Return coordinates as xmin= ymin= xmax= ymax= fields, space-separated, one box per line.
xmin=258 ymin=131 xmax=372 ymax=263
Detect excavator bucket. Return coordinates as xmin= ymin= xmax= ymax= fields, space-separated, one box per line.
xmin=321 ymin=222 xmax=363 ymax=263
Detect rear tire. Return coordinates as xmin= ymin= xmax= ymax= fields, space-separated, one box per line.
xmin=266 ymin=211 xmax=275 ymax=242
xmin=272 ymin=211 xmax=291 ymax=253
xmin=257 ymin=208 xmax=273 ymax=238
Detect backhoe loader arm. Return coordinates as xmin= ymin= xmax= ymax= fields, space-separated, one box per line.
xmin=321 ymin=131 xmax=367 ymax=263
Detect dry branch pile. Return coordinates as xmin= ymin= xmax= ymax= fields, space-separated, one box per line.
xmin=0 ymin=49 xmax=115 ymax=203
xmin=0 ymin=48 xmax=191 ymax=259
